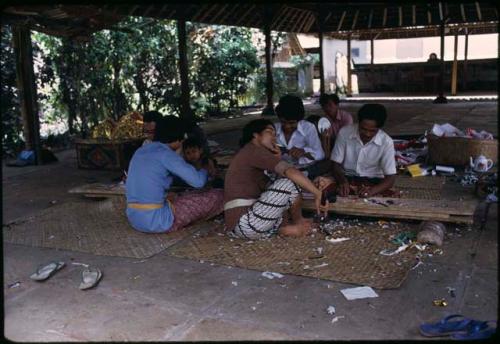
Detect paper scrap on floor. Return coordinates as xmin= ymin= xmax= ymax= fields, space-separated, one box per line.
xmin=341 ymin=286 xmax=379 ymax=300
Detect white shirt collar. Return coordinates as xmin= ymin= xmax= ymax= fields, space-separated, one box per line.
xmin=349 ymin=124 xmax=383 ymax=146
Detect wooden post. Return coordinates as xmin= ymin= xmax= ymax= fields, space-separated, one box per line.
xmin=319 ymin=30 xmax=325 ymax=95
xmin=177 ymin=19 xmax=192 ymax=119
xmin=262 ymin=24 xmax=275 ymax=116
xmin=12 ymin=25 xmax=42 ymax=164
xmin=434 ymin=20 xmax=447 ymax=103
xmin=370 ymin=38 xmax=374 ymax=65
xmin=451 ymin=32 xmax=458 ymax=95
xmin=347 ymin=35 xmax=352 ymax=96
xmin=463 ymin=28 xmax=469 ymax=91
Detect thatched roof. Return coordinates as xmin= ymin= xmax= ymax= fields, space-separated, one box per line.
xmin=2 ymin=2 xmax=498 ymax=40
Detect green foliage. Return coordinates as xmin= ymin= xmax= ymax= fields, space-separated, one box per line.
xmin=1 ymin=25 xmax=23 ymax=157
xmin=191 ymin=25 xmax=259 ymax=116
xmin=248 ymin=68 xmax=289 ymax=104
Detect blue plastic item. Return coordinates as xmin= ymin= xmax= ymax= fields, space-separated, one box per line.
xmin=419 ymin=314 xmax=489 ymax=337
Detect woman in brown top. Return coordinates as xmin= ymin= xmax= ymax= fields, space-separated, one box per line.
xmin=224 ymin=119 xmax=326 ymax=240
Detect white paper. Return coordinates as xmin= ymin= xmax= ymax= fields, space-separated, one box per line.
xmin=341 ymin=286 xmax=379 ymax=300
xmin=261 ymin=271 xmax=284 ymax=279
xmin=326 ymin=237 xmax=350 ymax=243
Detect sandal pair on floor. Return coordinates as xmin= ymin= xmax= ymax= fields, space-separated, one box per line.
xmin=30 ymin=261 xmax=102 ymax=290
xmin=420 ymin=314 xmax=497 ymax=340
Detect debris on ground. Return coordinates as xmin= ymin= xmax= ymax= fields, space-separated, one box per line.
xmin=341 ymin=286 xmax=379 ymax=300
xmin=446 ymin=287 xmax=456 ymax=298
xmin=326 ymin=236 xmax=350 ymax=243
xmin=261 ymin=271 xmax=284 ymax=279
xmin=231 ymin=281 xmax=238 ymax=286
xmin=331 ymin=315 xmax=345 ymax=324
xmin=432 ymin=299 xmax=448 ymax=307
xmin=380 ymin=244 xmax=409 ymax=256
xmin=8 ymin=281 xmax=21 ymax=289
xmin=326 ymin=305 xmax=336 ymax=315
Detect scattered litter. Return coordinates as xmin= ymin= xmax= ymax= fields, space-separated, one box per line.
xmin=251 ymin=306 xmax=257 ymax=311
xmin=276 ymin=262 xmax=290 ymax=265
xmin=313 ymin=263 xmax=329 ymax=269
xmin=326 ymin=236 xmax=350 ymax=243
xmin=446 ymin=287 xmax=456 ymax=298
xmin=326 ymin=306 xmax=336 ymax=315
xmin=414 ymin=244 xmax=428 ymax=251
xmin=71 ymin=262 xmax=90 ymax=267
xmin=131 ymin=275 xmax=140 ymax=280
xmin=8 ymin=281 xmax=21 ymax=289
xmin=131 ymin=259 xmax=147 ymax=264
xmin=433 ymin=299 xmax=448 ymax=307
xmin=48 ymin=235 xmax=55 ymax=240
xmin=231 ymin=281 xmax=238 ymax=286
xmin=331 ymin=315 xmax=345 ymax=324
xmin=315 ymin=247 xmax=324 ymax=255
xmin=433 ymin=249 xmax=444 ymax=255
xmin=411 ymin=261 xmax=424 ymax=270
xmin=341 ymin=286 xmax=379 ymax=300
xmin=261 ymin=271 xmax=284 ymax=279
xmin=380 ymin=244 xmax=409 ymax=256
xmin=303 ymin=265 xmax=311 ymax=270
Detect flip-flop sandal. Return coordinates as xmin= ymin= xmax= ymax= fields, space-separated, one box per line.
xmin=79 ymin=267 xmax=102 ymax=290
xmin=419 ymin=314 xmax=489 ymax=337
xmin=30 ymin=261 xmax=65 ymax=281
xmin=451 ymin=321 xmax=497 ymax=340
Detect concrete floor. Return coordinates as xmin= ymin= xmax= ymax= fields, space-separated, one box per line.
xmin=2 ymin=100 xmax=498 ymax=341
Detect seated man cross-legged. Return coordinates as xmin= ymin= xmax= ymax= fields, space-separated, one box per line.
xmin=315 ymin=104 xmax=397 ymax=198
xmin=224 ymin=118 xmax=327 ymax=240
xmin=125 ymin=116 xmax=223 ymax=233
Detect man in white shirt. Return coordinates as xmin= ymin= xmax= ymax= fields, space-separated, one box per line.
xmin=315 ymin=104 xmax=396 ymax=197
xmin=273 ymin=95 xmax=325 ymax=179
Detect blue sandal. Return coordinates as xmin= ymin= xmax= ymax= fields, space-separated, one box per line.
xmin=419 ymin=314 xmax=488 ymax=337
xmin=451 ymin=321 xmax=496 ymax=340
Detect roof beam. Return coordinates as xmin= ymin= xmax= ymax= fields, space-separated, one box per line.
xmin=211 ymin=4 xmax=229 ymax=23
xmin=382 ymin=8 xmax=387 ymax=27
xmin=192 ymin=4 xmax=210 ymax=22
xmin=298 ymin=11 xmax=312 ymax=32
xmin=460 ymin=4 xmax=466 ymax=22
xmin=412 ymin=5 xmax=416 ymax=26
xmin=292 ymin=10 xmax=309 ymax=32
xmin=475 ymin=2 xmax=482 ymax=21
xmin=351 ymin=10 xmax=359 ymax=30
xmin=368 ymin=9 xmax=373 ymax=28
xmin=398 ymin=6 xmax=403 ymax=26
xmin=304 ymin=13 xmax=316 ymax=32
xmin=289 ymin=8 xmax=304 ymax=32
xmin=235 ymin=5 xmax=254 ymax=26
xmin=274 ymin=6 xmax=291 ymax=30
xmin=427 ymin=7 xmax=432 ymax=25
xmin=438 ymin=2 xmax=443 ymax=21
xmin=337 ymin=11 xmax=346 ymax=31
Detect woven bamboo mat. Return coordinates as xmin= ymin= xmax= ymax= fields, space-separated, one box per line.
xmin=2 ymin=198 xmax=204 ymax=259
xmin=166 ymin=225 xmax=420 ymax=289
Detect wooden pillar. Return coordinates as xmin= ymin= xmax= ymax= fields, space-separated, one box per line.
xmin=177 ymin=19 xmax=191 ymax=119
xmin=319 ymin=30 xmax=325 ymax=95
xmin=370 ymin=38 xmax=374 ymax=65
xmin=262 ymin=24 xmax=275 ymax=116
xmin=12 ymin=25 xmax=42 ymax=164
xmin=347 ymin=35 xmax=352 ymax=96
xmin=451 ymin=32 xmax=458 ymax=95
xmin=434 ymin=20 xmax=447 ymax=103
xmin=463 ymin=28 xmax=469 ymax=91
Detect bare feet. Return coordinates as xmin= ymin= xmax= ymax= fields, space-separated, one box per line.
xmin=278 ymin=220 xmax=313 ymax=237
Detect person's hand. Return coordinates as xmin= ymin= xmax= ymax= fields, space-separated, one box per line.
xmin=338 ymin=181 xmax=350 ymax=197
xmin=289 ymin=147 xmax=305 ymax=159
xmin=313 ymin=176 xmax=334 ymax=191
xmin=166 ymin=192 xmax=177 ymax=203
xmin=358 ymin=185 xmax=373 ymax=198
xmin=206 ymin=159 xmax=217 ymax=177
xmin=269 ymin=143 xmax=282 ymax=158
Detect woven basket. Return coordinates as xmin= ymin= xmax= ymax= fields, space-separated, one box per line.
xmin=427 ymin=134 xmax=498 ymax=166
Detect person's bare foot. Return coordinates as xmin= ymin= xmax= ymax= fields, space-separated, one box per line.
xmin=278 ymin=222 xmax=312 ymax=237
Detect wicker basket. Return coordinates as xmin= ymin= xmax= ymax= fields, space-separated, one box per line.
xmin=427 ymin=134 xmax=498 ymax=166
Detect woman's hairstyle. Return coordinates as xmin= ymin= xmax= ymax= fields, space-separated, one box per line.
xmin=357 ymin=104 xmax=387 ymax=128
xmin=319 ymin=93 xmax=340 ymax=106
xmin=143 ymin=110 xmax=163 ymax=123
xmin=275 ymin=94 xmax=305 ymax=121
xmin=153 ymin=116 xmax=186 ymax=143
xmin=182 ymin=137 xmax=203 ymax=150
xmin=239 ymin=118 xmax=275 ymax=147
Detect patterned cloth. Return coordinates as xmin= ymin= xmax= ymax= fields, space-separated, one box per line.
xmin=231 ymin=178 xmax=301 ymax=240
xmin=169 ymin=189 xmax=224 ymax=232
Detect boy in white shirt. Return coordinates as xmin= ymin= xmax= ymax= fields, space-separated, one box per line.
xmin=315 ymin=104 xmax=397 ymax=198
xmin=273 ymin=95 xmax=326 ymax=179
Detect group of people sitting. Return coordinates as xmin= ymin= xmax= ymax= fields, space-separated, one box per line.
xmin=125 ymin=94 xmax=397 ymax=241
